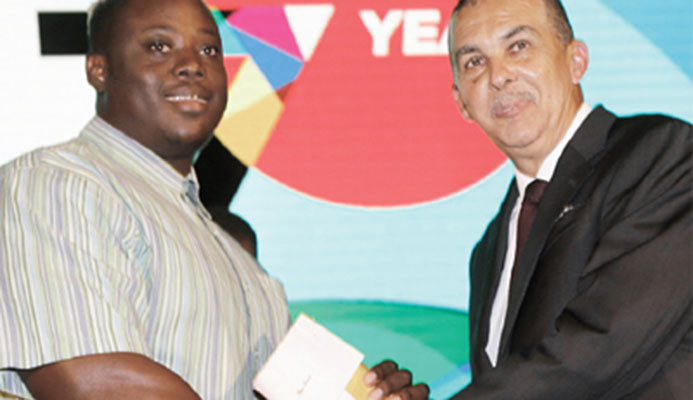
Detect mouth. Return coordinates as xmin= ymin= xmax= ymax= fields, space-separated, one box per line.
xmin=164 ymin=92 xmax=211 ymax=113
xmin=165 ymin=93 xmax=208 ymax=104
xmin=163 ymin=85 xmax=213 ymax=116
xmin=491 ymin=94 xmax=534 ymax=119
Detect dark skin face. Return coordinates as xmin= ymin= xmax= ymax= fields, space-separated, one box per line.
xmin=87 ymin=0 xmax=228 ymax=176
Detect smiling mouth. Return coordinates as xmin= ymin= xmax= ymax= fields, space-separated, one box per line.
xmin=491 ymin=94 xmax=535 ymax=119
xmin=165 ymin=94 xmax=208 ymax=104
xmin=493 ymin=100 xmax=527 ymax=118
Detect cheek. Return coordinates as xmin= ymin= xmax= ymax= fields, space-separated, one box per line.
xmin=140 ymin=70 xmax=165 ymax=94
xmin=212 ymin=68 xmax=228 ymax=93
xmin=516 ymin=62 xmax=543 ymax=91
xmin=461 ymin=83 xmax=488 ymax=115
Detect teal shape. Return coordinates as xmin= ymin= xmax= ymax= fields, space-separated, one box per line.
xmin=210 ymin=9 xmax=246 ymax=55
xmin=289 ymin=300 xmax=471 ymax=399
xmin=600 ymin=0 xmax=692 ymax=79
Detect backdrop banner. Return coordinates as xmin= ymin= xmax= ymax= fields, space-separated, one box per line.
xmin=1 ymin=0 xmax=691 ymax=397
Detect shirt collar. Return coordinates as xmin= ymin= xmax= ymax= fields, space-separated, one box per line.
xmin=80 ymin=116 xmax=201 ymax=199
xmin=515 ymin=102 xmax=591 ymax=197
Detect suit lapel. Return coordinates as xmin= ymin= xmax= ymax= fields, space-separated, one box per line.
xmin=497 ymin=106 xmax=617 ymax=356
xmin=472 ymin=182 xmax=517 ymax=374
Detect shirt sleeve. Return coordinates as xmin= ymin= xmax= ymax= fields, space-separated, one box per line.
xmin=0 ymin=160 xmax=152 ymax=397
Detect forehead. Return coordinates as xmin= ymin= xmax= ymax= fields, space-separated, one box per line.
xmin=112 ymin=0 xmax=217 ymax=36
xmin=452 ymin=0 xmax=550 ymax=46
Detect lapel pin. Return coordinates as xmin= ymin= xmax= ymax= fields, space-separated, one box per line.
xmin=558 ymin=204 xmax=575 ymax=220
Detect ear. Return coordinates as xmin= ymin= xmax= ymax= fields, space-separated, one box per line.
xmin=451 ymin=84 xmax=472 ymax=121
xmin=86 ymin=54 xmax=108 ymax=92
xmin=567 ymin=40 xmax=589 ymax=84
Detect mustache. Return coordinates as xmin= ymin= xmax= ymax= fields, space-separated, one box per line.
xmin=490 ymin=92 xmax=536 ymax=115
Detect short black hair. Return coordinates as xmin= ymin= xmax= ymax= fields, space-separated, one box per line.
xmin=87 ymin=0 xmax=210 ymax=55
xmin=86 ymin=0 xmax=130 ymax=54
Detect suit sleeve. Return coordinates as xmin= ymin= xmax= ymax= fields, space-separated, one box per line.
xmin=453 ymin=119 xmax=692 ymax=399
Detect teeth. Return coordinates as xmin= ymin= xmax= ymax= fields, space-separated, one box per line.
xmin=166 ymin=94 xmax=207 ymax=103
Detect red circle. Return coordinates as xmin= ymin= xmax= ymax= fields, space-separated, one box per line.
xmin=249 ymin=2 xmax=506 ymax=206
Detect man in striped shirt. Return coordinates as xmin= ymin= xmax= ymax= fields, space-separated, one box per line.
xmin=0 ymin=0 xmax=290 ymax=397
xmin=0 ymin=0 xmax=428 ymax=399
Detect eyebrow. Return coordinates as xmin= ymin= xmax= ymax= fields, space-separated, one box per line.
xmin=142 ymin=25 xmax=175 ymax=33
xmin=454 ymin=25 xmax=537 ymax=60
xmin=198 ymin=27 xmax=219 ymax=37
xmin=455 ymin=45 xmax=479 ymax=59
xmin=142 ymin=25 xmax=219 ymax=37
xmin=502 ymin=25 xmax=536 ymax=40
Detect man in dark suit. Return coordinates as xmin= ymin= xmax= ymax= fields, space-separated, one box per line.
xmin=447 ymin=0 xmax=691 ymax=398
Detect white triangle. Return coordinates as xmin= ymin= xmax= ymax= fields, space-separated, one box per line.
xmin=284 ymin=4 xmax=335 ymax=61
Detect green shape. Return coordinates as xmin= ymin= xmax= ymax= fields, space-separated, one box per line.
xmin=288 ymin=300 xmax=469 ymax=366
xmin=288 ymin=300 xmax=471 ymax=398
xmin=327 ymin=321 xmax=454 ymax=384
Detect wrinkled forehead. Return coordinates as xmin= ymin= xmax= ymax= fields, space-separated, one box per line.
xmin=451 ymin=0 xmax=548 ymax=46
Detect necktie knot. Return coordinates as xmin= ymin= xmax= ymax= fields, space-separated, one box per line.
xmin=524 ymin=179 xmax=548 ymax=206
xmin=516 ymin=179 xmax=548 ymax=260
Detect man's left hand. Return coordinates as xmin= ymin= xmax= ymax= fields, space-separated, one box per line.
xmin=364 ymin=360 xmax=430 ymax=400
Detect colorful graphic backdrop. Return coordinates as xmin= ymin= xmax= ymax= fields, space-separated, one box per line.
xmin=204 ymin=1 xmax=692 ymax=397
xmin=209 ymin=1 xmax=505 ymax=207
xmin=0 ymin=1 xmax=691 ymax=398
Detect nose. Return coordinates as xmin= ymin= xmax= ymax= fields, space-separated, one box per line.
xmin=489 ymin=60 xmax=515 ymax=90
xmin=174 ymin=50 xmax=205 ymax=80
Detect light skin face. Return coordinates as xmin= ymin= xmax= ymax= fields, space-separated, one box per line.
xmin=86 ymin=0 xmax=228 ymax=176
xmin=450 ymin=0 xmax=588 ymax=177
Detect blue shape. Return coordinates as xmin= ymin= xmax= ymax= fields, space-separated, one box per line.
xmin=430 ymin=363 xmax=472 ymax=398
xmin=568 ymin=1 xmax=693 ymax=121
xmin=231 ymin=163 xmax=515 ymax=311
xmin=219 ymin=26 xmax=246 ymax=55
xmin=219 ymin=24 xmax=246 ymax=55
xmin=599 ymin=0 xmax=692 ymax=79
xmin=210 ymin=9 xmax=246 ymax=55
xmin=231 ymin=27 xmax=304 ymax=90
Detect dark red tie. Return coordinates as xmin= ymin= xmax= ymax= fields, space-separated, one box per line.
xmin=516 ymin=179 xmax=548 ymax=260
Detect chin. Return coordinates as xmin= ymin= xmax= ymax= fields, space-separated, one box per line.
xmin=162 ymin=123 xmax=212 ymax=146
xmin=176 ymin=130 xmax=212 ymax=146
xmin=499 ymin=128 xmax=542 ymax=151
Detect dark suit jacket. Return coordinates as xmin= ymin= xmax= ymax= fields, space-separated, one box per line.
xmin=452 ymin=106 xmax=692 ymax=399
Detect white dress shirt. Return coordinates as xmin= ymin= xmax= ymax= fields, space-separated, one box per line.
xmin=485 ymin=103 xmax=592 ymax=366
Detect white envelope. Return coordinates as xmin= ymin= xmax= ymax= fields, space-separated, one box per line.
xmin=253 ymin=314 xmax=367 ymax=400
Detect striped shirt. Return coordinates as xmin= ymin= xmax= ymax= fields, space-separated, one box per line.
xmin=0 ymin=117 xmax=290 ymax=399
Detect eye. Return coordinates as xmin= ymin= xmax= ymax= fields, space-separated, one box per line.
xmin=202 ymin=45 xmax=220 ymax=57
xmin=149 ymin=40 xmax=171 ymax=53
xmin=509 ymin=39 xmax=530 ymax=53
xmin=464 ymin=55 xmax=485 ymax=70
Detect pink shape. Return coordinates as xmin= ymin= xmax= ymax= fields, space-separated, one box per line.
xmin=223 ymin=56 xmax=247 ymax=88
xmin=227 ymin=7 xmax=303 ymax=61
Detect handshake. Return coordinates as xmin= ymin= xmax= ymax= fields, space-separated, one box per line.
xmin=254 ymin=315 xmax=430 ymax=400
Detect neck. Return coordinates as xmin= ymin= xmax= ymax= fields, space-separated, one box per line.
xmin=166 ymin=158 xmax=193 ymax=177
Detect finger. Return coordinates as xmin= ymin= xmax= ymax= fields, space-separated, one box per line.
xmin=384 ymin=383 xmax=431 ymax=400
xmin=364 ymin=360 xmax=399 ymax=386
xmin=368 ymin=369 xmax=413 ymax=400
